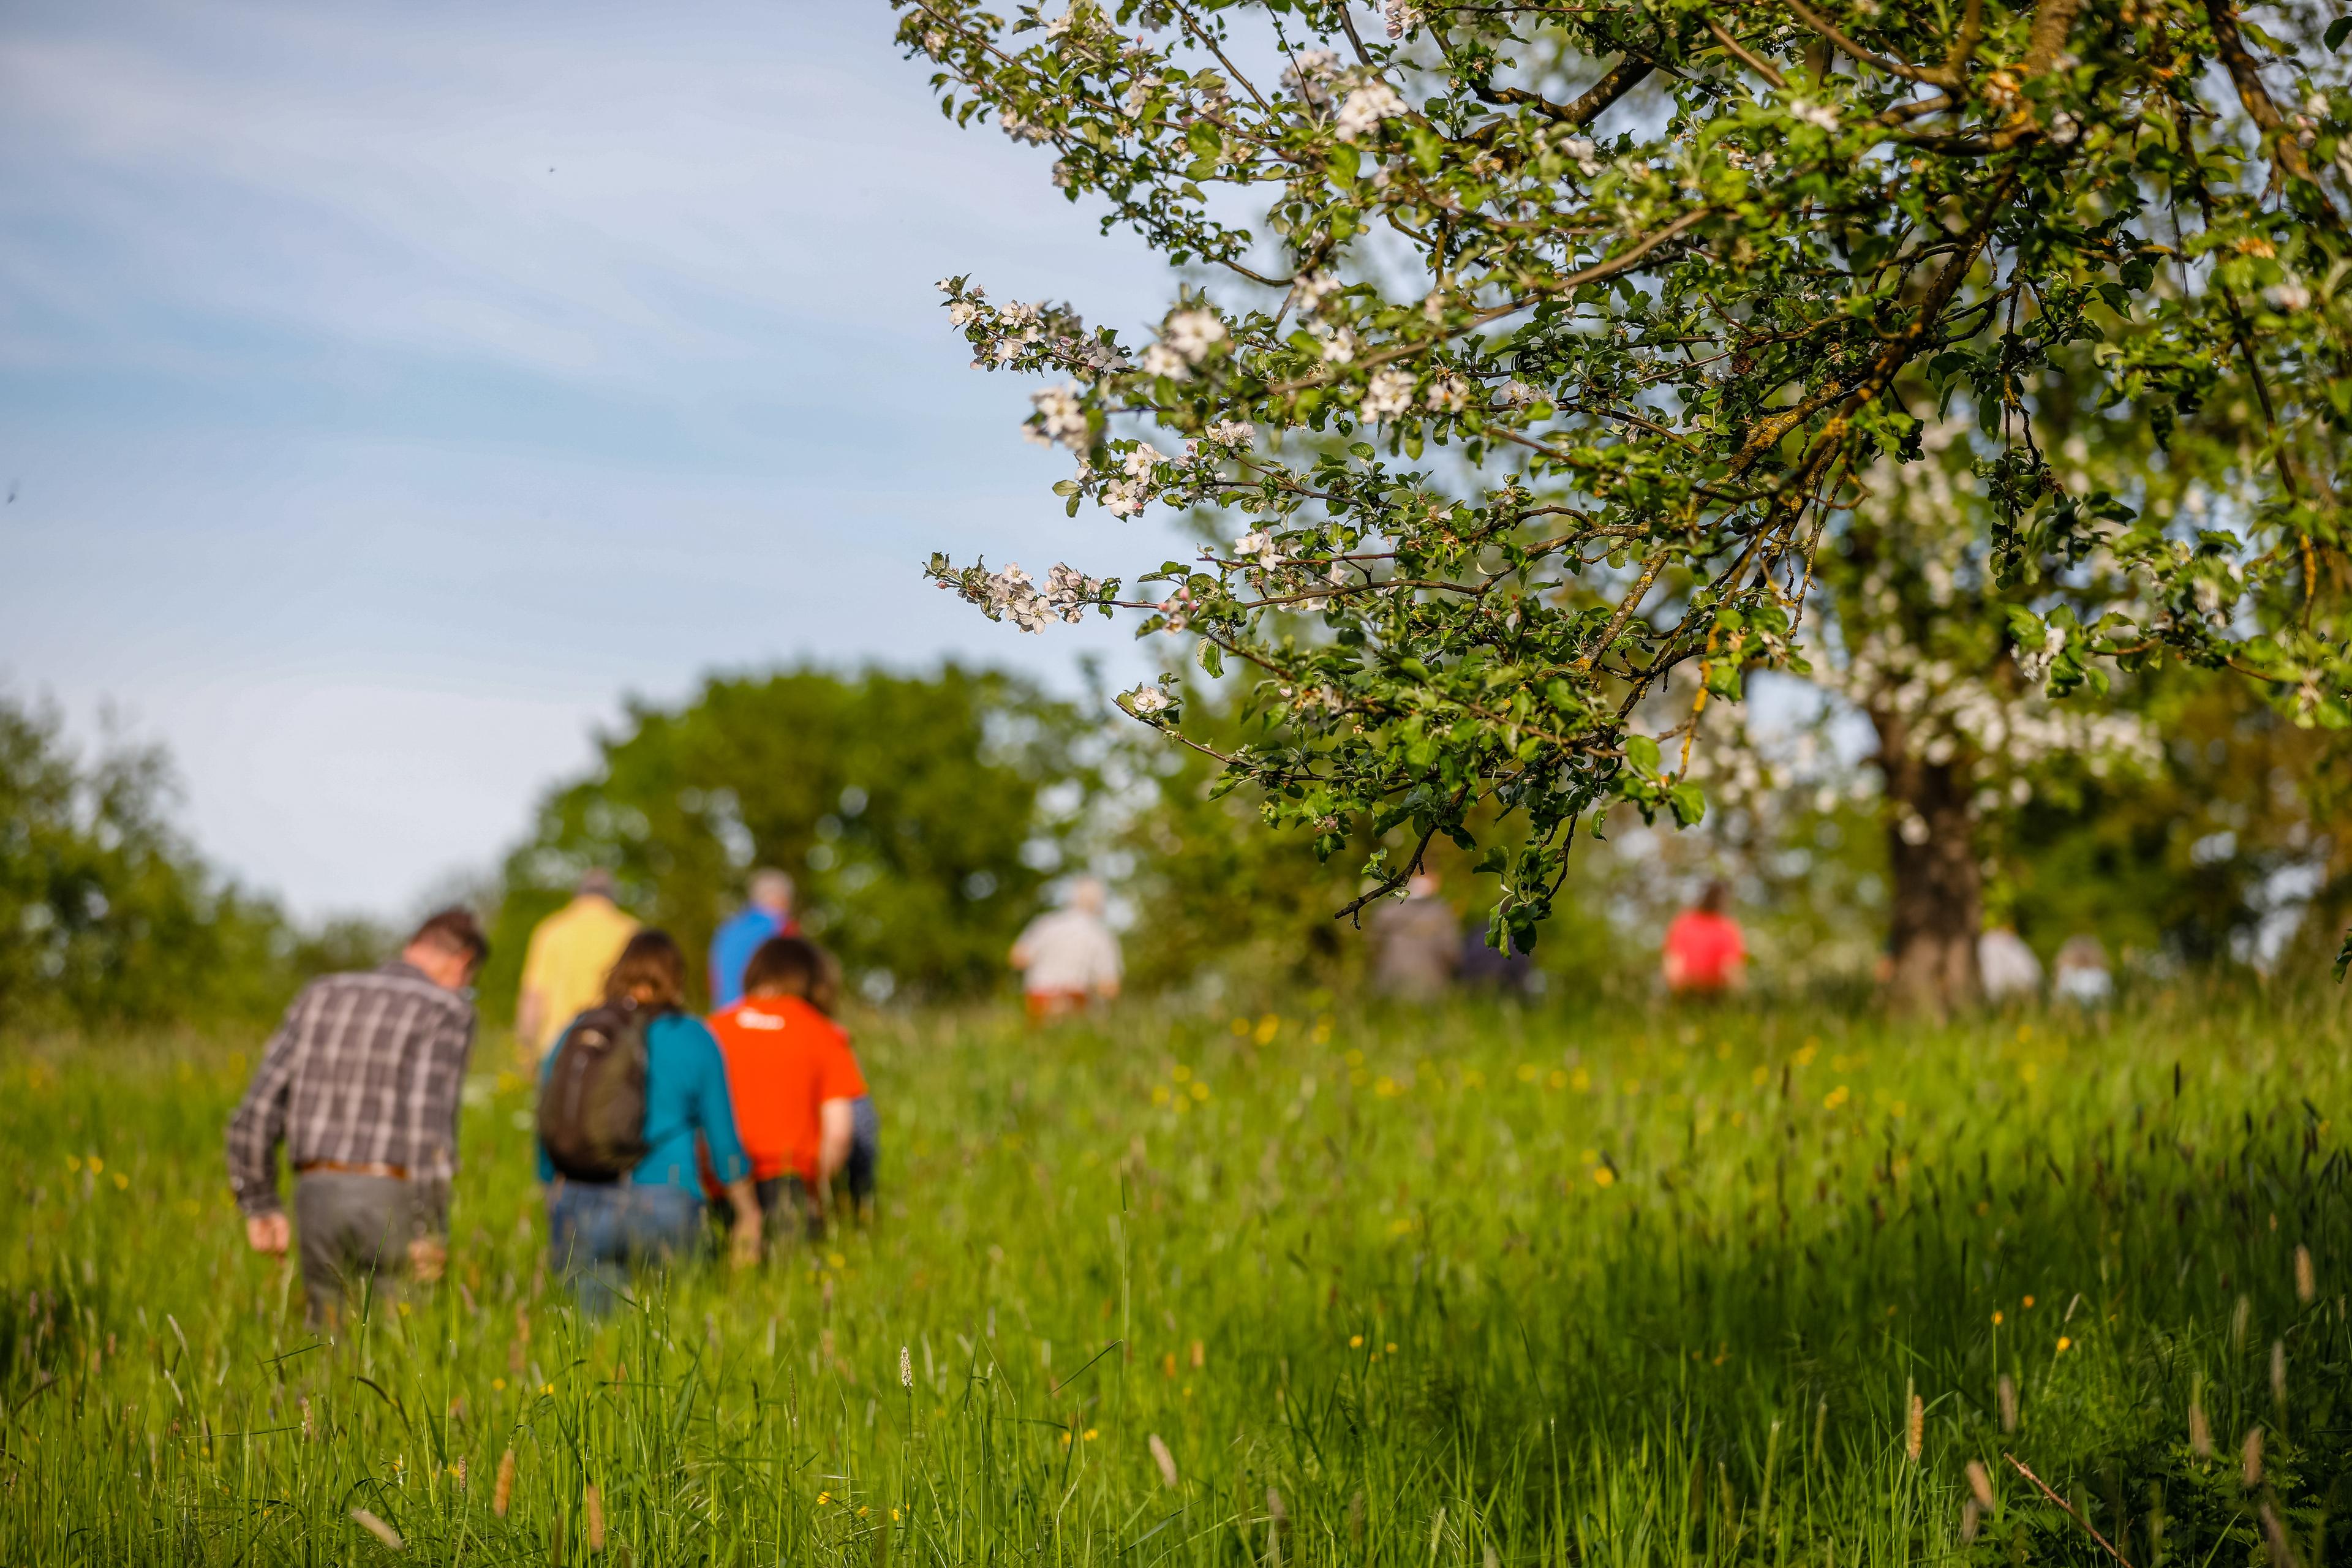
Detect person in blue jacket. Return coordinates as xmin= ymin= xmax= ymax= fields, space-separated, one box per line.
xmin=709 ymin=869 xmax=799 ymax=1009
xmin=540 ymin=929 xmax=760 ymax=1312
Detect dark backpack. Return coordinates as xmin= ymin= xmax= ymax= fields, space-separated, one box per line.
xmin=537 ymin=1003 xmax=658 ymax=1182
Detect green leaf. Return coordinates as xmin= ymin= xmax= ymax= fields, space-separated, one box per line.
xmin=2329 ymin=15 xmax=2352 ymax=50
xmin=1624 ymin=734 xmax=1660 ymax=776
xmin=1667 ymin=780 xmax=1707 ymax=827
xmin=1196 ymin=640 xmax=1223 ymax=677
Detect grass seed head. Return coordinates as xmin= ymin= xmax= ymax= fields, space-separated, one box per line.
xmin=494 ymin=1447 xmax=516 ymax=1518
xmin=1961 ymin=1498 xmax=1982 ymax=1543
xmin=350 ymin=1507 xmax=404 ymax=1551
xmin=1997 ymin=1375 xmax=2017 ymax=1434
xmin=2242 ymin=1425 xmax=2263 ymax=1490
xmin=2190 ymin=1390 xmax=2213 ymax=1458
xmin=2233 ymin=1294 xmax=2251 ymax=1352
xmin=2295 ymin=1245 xmax=2315 ymax=1303
xmin=900 ymin=1346 xmax=914 ymax=1389
xmin=2272 ymin=1339 xmax=2288 ymax=1417
xmin=1148 ymin=1432 xmax=1180 ymax=1488
xmin=586 ymin=1483 xmax=605 ymax=1552
xmin=1904 ymin=1381 xmax=1923 ymax=1461
xmin=1966 ymin=1459 xmax=1995 ymax=1509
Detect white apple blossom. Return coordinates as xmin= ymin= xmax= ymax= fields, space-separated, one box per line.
xmin=1030 ymin=383 xmax=1088 ymax=449
xmin=1292 ymin=271 xmax=1341 ymax=314
xmin=1126 ymin=684 xmax=1174 ymax=715
xmin=1142 ymin=342 xmax=1189 ymax=379
xmin=1335 ymin=81 xmax=1406 ymax=141
xmin=1426 ymin=375 xmax=1469 ymax=414
xmin=1362 ymin=368 xmax=1417 ymax=420
xmin=1789 ymin=100 xmax=1841 ymax=130
xmin=1104 ymin=478 xmax=1150 ymax=518
xmin=1207 ymin=420 xmax=1254 ymax=448
xmin=1122 ymin=443 xmax=1163 ymax=478
xmin=1384 ymin=1 xmax=1423 ymax=39
xmin=1164 ymin=309 xmax=1226 ymax=363
xmin=1283 ymin=50 xmax=1341 ymax=107
xmin=1319 ymin=327 xmax=1359 ymax=364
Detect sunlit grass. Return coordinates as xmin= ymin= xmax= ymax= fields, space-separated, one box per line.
xmin=1 ymin=992 xmax=2345 ymax=1564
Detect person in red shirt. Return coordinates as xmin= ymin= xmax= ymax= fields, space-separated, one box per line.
xmin=1662 ymin=881 xmax=1747 ymax=995
xmin=704 ymin=936 xmax=869 ymax=1240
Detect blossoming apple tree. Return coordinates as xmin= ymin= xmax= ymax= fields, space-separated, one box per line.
xmin=899 ymin=0 xmax=2350 ymax=968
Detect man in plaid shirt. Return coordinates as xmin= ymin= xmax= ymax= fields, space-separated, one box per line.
xmin=227 ymin=908 xmax=488 ymax=1325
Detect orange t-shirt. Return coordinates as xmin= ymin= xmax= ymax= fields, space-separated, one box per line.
xmin=705 ymin=995 xmax=867 ymax=1185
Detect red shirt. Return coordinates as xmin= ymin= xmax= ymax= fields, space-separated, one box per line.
xmin=705 ymin=995 xmax=867 ymax=1185
xmin=1663 ymin=910 xmax=1745 ymax=992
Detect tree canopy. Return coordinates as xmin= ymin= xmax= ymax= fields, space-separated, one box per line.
xmin=902 ymin=0 xmax=2351 ymax=960
xmin=480 ymin=666 xmax=1106 ymax=1013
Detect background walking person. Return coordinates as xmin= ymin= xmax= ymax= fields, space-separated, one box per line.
xmin=514 ymin=869 xmax=638 ymax=1063
xmin=225 ymin=908 xmax=488 ymax=1328
xmin=710 ymin=868 xmax=799 ymax=1009
xmin=1010 ymin=876 xmax=1121 ymax=1022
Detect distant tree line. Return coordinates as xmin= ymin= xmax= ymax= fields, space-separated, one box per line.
xmin=4 ymin=652 xmax=2349 ymax=1038
xmin=0 ymin=696 xmax=385 ymax=1035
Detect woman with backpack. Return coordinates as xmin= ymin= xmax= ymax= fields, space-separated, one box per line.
xmin=537 ymin=929 xmax=760 ymax=1312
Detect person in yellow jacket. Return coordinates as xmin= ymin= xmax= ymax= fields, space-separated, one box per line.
xmin=514 ymin=869 xmax=639 ymax=1061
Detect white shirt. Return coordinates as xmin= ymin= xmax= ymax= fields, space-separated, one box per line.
xmin=1978 ymin=929 xmax=2043 ymax=1002
xmin=1015 ymin=908 xmax=1122 ymax=995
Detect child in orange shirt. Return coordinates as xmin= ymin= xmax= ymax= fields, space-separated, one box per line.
xmin=704 ymin=936 xmax=869 ymax=1238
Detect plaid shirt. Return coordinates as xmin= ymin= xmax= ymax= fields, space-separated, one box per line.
xmin=225 ymin=961 xmax=477 ymax=1237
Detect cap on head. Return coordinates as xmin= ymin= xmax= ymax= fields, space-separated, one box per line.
xmin=578 ymin=867 xmax=618 ymax=899
xmin=750 ymin=868 xmax=794 ymax=911
xmin=1068 ymin=876 xmax=1108 ymax=914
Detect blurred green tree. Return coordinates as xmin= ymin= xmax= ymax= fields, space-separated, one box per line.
xmin=0 ymin=695 xmax=298 ymax=1033
xmin=479 ymin=665 xmax=1105 ymax=1015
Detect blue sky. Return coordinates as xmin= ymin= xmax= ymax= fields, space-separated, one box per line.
xmin=0 ymin=0 xmax=1182 ymax=918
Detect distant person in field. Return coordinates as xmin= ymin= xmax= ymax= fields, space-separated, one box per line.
xmin=515 ymin=869 xmax=639 ymax=1062
xmin=1977 ymin=923 xmax=2043 ymax=1004
xmin=538 ymin=929 xmax=759 ymax=1313
xmin=1370 ymin=871 xmax=1460 ymax=1000
xmin=2052 ymin=933 xmax=2114 ymax=1007
xmin=226 ymin=908 xmax=488 ymax=1327
xmin=1011 ymin=877 xmax=1122 ymax=1022
xmin=1662 ymin=881 xmax=1747 ymax=995
xmin=705 ymin=935 xmax=877 ymax=1239
xmin=709 ymin=867 xmax=801 ymax=1009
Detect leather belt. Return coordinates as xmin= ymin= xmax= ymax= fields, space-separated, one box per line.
xmin=297 ymin=1159 xmax=410 ymax=1180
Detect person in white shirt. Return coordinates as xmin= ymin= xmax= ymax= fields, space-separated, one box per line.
xmin=1011 ymin=878 xmax=1122 ymax=1022
xmin=1977 ymin=924 xmax=2043 ymax=1004
xmin=2052 ymin=933 xmax=2114 ymax=1007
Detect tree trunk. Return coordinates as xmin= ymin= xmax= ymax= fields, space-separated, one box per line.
xmin=1873 ymin=709 xmax=1982 ymax=1016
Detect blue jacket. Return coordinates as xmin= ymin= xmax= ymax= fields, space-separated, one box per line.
xmin=709 ymin=906 xmax=790 ymax=1009
xmin=538 ymin=1011 xmax=751 ymax=1191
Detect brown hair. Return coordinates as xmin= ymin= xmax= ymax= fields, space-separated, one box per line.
xmin=1698 ymin=880 xmax=1731 ymax=916
xmin=741 ymin=935 xmax=840 ymax=1016
xmin=407 ymin=907 xmax=489 ymax=969
xmin=601 ymin=929 xmax=686 ymax=1011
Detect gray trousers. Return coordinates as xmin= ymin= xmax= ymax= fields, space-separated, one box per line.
xmin=293 ymin=1173 xmax=417 ymax=1325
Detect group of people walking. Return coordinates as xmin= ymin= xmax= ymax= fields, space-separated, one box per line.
xmin=225 ymin=870 xmax=877 ymax=1325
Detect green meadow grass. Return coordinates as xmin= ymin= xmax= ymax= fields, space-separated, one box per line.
xmin=0 ymin=993 xmax=2346 ymax=1565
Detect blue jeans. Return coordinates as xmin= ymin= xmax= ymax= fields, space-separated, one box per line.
xmin=546 ymin=1182 xmax=705 ymax=1315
